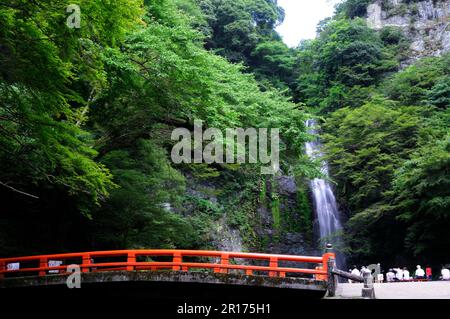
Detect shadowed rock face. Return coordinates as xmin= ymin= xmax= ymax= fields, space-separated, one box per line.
xmin=277 ymin=176 xmax=297 ymax=195
xmin=260 ymin=176 xmax=315 ymax=258
xmin=367 ymin=0 xmax=450 ymax=62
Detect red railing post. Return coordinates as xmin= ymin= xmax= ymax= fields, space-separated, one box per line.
xmin=322 ymin=253 xmax=329 ymax=281
xmin=0 ymin=260 xmax=5 ymax=279
xmin=269 ymin=257 xmax=278 ymax=277
xmin=172 ymin=252 xmax=182 ymax=271
xmin=220 ymin=253 xmax=229 ymax=274
xmin=322 ymin=257 xmax=327 ymax=281
xmin=39 ymin=257 xmax=47 ymax=276
xmin=246 ymin=269 xmax=253 ymax=276
xmin=127 ymin=252 xmax=136 ymax=271
xmin=82 ymin=254 xmax=91 ymax=273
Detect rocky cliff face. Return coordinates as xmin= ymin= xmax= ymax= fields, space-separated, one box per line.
xmin=179 ymin=173 xmax=314 ymax=256
xmin=367 ymin=0 xmax=450 ymax=61
xmin=260 ymin=176 xmax=315 ymax=257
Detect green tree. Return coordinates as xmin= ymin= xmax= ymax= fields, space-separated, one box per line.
xmin=383 ymin=54 xmax=450 ymax=106
xmin=296 ymin=18 xmax=399 ymax=113
xmin=335 ymin=0 xmax=372 ymax=19
xmin=393 ymin=137 xmax=450 ymax=262
xmin=0 ymin=0 xmax=142 ymax=204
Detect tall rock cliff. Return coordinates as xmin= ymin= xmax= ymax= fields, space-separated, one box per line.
xmin=367 ymin=0 xmax=450 ymax=61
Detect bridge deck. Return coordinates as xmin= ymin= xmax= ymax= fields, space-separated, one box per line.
xmin=0 ymin=271 xmax=328 ymax=301
xmin=0 ymin=270 xmax=327 ymax=291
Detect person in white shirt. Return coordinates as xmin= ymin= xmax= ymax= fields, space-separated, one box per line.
xmin=386 ymin=269 xmax=395 ymax=282
xmin=415 ymin=265 xmax=425 ymax=279
xmin=351 ymin=266 xmax=361 ymax=276
xmin=441 ymin=267 xmax=450 ymax=280
xmin=403 ymin=267 xmax=410 ymax=281
xmin=350 ymin=266 xmax=361 ymax=283
xmin=395 ymin=268 xmax=403 ymax=281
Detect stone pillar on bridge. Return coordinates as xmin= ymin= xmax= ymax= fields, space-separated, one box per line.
xmin=362 ymin=269 xmax=376 ymax=299
xmin=326 ymin=244 xmax=337 ymax=297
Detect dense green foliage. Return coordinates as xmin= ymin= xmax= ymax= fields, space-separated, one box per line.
xmin=335 ymin=0 xmax=372 ymax=19
xmin=296 ymin=17 xmax=403 ymax=113
xmin=195 ymin=0 xmax=299 ymax=92
xmin=300 ymin=0 xmax=450 ymax=265
xmin=0 ymin=0 xmax=313 ymax=255
xmin=322 ymin=55 xmax=449 ymax=264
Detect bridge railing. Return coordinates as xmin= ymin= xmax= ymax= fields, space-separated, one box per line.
xmin=0 ymin=250 xmax=335 ymax=281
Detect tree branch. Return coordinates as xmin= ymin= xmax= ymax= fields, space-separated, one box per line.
xmin=0 ymin=181 xmax=39 ymax=199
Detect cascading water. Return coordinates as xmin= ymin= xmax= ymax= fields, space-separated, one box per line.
xmin=305 ymin=119 xmax=345 ymax=268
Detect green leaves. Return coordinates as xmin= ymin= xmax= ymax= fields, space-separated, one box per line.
xmin=322 ymin=50 xmax=449 ymax=263
xmin=78 ymin=0 xmax=312 ymax=252
xmin=383 ymin=54 xmax=450 ymax=106
xmin=251 ymin=40 xmax=298 ymax=91
xmin=296 ymin=18 xmax=400 ymax=113
xmin=294 ymin=1 xmax=449 ymax=263
xmin=0 ymin=0 xmax=145 ymax=206
xmin=427 ymin=77 xmax=450 ymax=109
xmin=335 ymin=0 xmax=372 ymax=19
xmin=392 ymin=137 xmax=450 ymax=257
xmin=198 ymin=0 xmax=283 ymax=63
xmin=0 ymin=83 xmax=115 ymax=204
xmin=194 ymin=0 xmax=295 ymax=91
xmin=324 ymin=101 xmax=420 ymax=210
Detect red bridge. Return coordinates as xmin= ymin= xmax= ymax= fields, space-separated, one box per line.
xmin=0 ymin=249 xmax=337 ymax=300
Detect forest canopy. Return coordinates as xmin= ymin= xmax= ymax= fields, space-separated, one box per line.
xmin=0 ymin=0 xmax=312 ymax=255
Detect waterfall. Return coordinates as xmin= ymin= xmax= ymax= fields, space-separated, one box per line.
xmin=305 ymin=119 xmax=345 ymax=267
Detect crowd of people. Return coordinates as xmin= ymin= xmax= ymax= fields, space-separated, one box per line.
xmin=348 ymin=265 xmax=450 ymax=283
